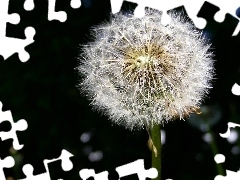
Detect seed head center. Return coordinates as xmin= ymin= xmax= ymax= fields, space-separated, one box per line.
xmin=136 ymin=55 xmax=151 ymax=68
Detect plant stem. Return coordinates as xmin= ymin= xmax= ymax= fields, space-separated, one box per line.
xmin=208 ymin=128 xmax=225 ymax=176
xmin=151 ymin=124 xmax=161 ymax=180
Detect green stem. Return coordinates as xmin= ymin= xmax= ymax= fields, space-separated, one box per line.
xmin=208 ymin=128 xmax=225 ymax=176
xmin=151 ymin=124 xmax=161 ymax=180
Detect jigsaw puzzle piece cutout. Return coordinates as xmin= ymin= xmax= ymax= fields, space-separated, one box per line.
xmin=110 ymin=0 xmax=123 ymax=14
xmin=24 ymin=0 xmax=81 ymax=18
xmin=232 ymin=83 xmax=240 ymax=95
xmin=6 ymin=13 xmax=20 ymax=26
xmin=0 ymin=101 xmax=28 ymax=150
xmin=48 ymin=155 xmax=78 ymax=179
xmin=0 ymin=156 xmax=14 ymax=180
xmin=219 ymin=122 xmax=240 ymax=138
xmin=0 ymin=102 xmax=12 ymax=121
xmin=48 ymin=0 xmax=67 ymax=22
xmin=181 ymin=0 xmax=207 ymax=29
xmin=132 ymin=0 xmax=177 ymax=25
xmin=214 ymin=154 xmax=226 ymax=176
xmin=0 ymin=0 xmax=36 ymax=62
xmin=0 ymin=118 xmax=28 ymax=150
xmin=215 ymin=122 xmax=240 ymax=179
xmin=110 ymin=0 xmax=240 ymax=36
xmin=132 ymin=0 xmax=185 ymax=25
xmin=24 ymin=0 xmax=35 ymax=11
xmin=19 ymin=149 xmax=74 ymax=180
xmin=185 ymin=0 xmax=240 ymax=32
xmin=110 ymin=0 xmax=208 ymax=27
xmin=79 ymin=169 xmax=109 ymax=180
xmin=0 ymin=27 xmax=36 ymax=62
xmin=44 ymin=149 xmax=74 ymax=171
xmin=116 ymin=159 xmax=158 ymax=180
xmin=59 ymin=149 xmax=74 ymax=171
xmin=208 ymin=0 xmax=240 ymax=22
xmin=70 ymin=0 xmax=81 ymax=9
xmin=110 ymin=0 xmax=186 ymax=25
xmin=0 ymin=0 xmax=20 ymax=37
xmin=197 ymin=1 xmax=239 ymax=37
xmin=217 ymin=170 xmax=240 ymax=180
xmin=214 ymin=153 xmax=240 ymax=180
xmin=20 ymin=164 xmax=51 ymax=180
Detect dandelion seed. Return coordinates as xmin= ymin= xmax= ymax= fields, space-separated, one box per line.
xmin=77 ymin=9 xmax=214 ymax=130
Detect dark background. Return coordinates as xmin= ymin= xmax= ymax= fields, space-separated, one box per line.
xmin=0 ymin=0 xmax=240 ymax=179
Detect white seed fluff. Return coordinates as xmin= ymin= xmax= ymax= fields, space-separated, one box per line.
xmin=77 ymin=9 xmax=214 ymax=130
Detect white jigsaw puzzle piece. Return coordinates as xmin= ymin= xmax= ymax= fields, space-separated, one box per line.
xmin=110 ymin=0 xmax=185 ymax=25
xmin=110 ymin=0 xmax=240 ymax=35
xmin=44 ymin=149 xmax=74 ymax=171
xmin=183 ymin=0 xmax=240 ymax=34
xmin=215 ymin=168 xmax=240 ymax=180
xmin=214 ymin=154 xmax=226 ymax=164
xmin=48 ymin=0 xmax=82 ymax=21
xmin=79 ymin=169 xmax=109 ymax=180
xmin=19 ymin=149 xmax=74 ymax=180
xmin=70 ymin=0 xmax=81 ymax=9
xmin=0 ymin=156 xmax=15 ymax=180
xmin=208 ymin=0 xmax=240 ymax=36
xmin=24 ymin=0 xmax=35 ymax=11
xmin=48 ymin=0 xmax=67 ymax=22
xmin=25 ymin=0 xmax=81 ymax=20
xmin=219 ymin=122 xmax=240 ymax=138
xmin=0 ymin=0 xmax=36 ymax=62
xmin=20 ymin=164 xmax=51 ymax=180
xmin=215 ymin=123 xmax=240 ymax=180
xmin=232 ymin=83 xmax=240 ymax=96
xmin=116 ymin=159 xmax=158 ymax=180
xmin=0 ymin=101 xmax=28 ymax=150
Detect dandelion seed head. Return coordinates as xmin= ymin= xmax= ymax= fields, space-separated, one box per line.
xmin=77 ymin=9 xmax=215 ymax=130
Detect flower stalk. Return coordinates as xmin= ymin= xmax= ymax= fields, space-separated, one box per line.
xmin=208 ymin=126 xmax=225 ymax=176
xmin=151 ymin=124 xmax=161 ymax=180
